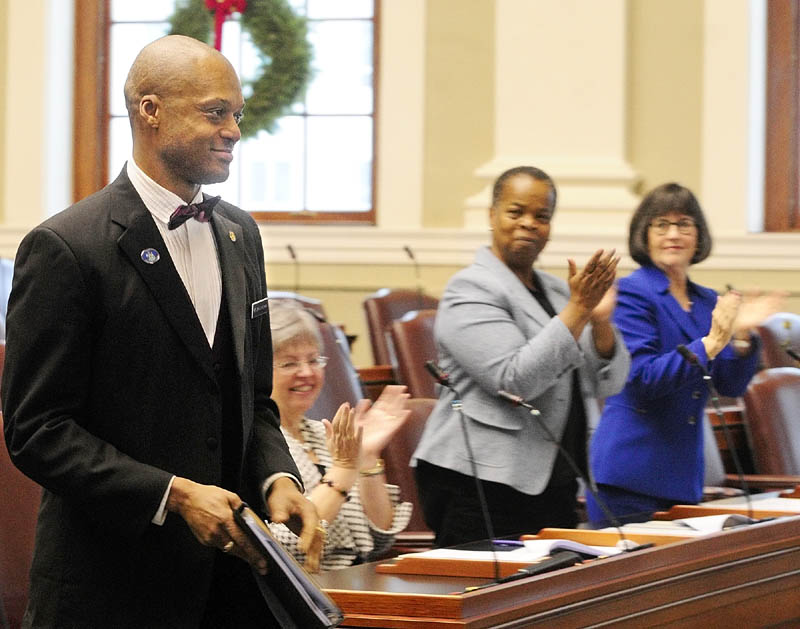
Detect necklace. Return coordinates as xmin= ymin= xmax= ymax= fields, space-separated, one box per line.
xmin=288 ymin=422 xmax=313 ymax=453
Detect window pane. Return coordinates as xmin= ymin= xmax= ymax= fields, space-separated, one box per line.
xmin=307 ymin=0 xmax=373 ymax=19
xmin=288 ymin=0 xmax=307 ymax=15
xmin=109 ymin=23 xmax=171 ymax=116
xmin=306 ymin=21 xmax=373 ymax=114
xmin=219 ymin=19 xmax=243 ymax=71
xmin=111 ymin=0 xmax=176 ymax=22
xmin=237 ymin=117 xmax=305 ymax=212
xmin=306 ymin=116 xmax=372 ymax=211
xmin=109 ymin=116 xmax=133 ymax=179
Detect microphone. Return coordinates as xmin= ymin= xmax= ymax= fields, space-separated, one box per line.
xmin=286 ymin=244 xmax=299 ymax=294
xmin=676 ymin=344 xmax=753 ymax=519
xmin=424 ymin=361 xmax=501 ymax=582
xmin=497 ymin=390 xmax=540 ymax=415
xmin=495 ymin=389 xmax=641 ymax=551
xmin=404 ymin=245 xmax=424 ymax=312
xmin=424 ymin=360 xmax=450 ymax=387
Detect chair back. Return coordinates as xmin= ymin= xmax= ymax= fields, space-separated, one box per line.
xmin=363 ymin=289 xmax=438 ymax=365
xmin=381 ymin=397 xmax=435 ymax=545
xmin=756 ymin=312 xmax=800 ymax=369
xmin=268 ymin=291 xmax=327 ymax=322
xmin=0 ymin=414 xmax=41 ymax=629
xmin=743 ymin=367 xmax=800 ymax=475
xmin=305 ymin=321 xmax=364 ymax=422
xmin=389 ymin=310 xmax=438 ymax=398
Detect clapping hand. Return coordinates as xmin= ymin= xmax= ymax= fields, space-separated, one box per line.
xmin=322 ymin=402 xmax=363 ymax=470
xmin=567 ymin=249 xmax=620 ymax=315
xmin=703 ymin=291 xmax=742 ymax=358
xmin=733 ymin=290 xmax=787 ymax=336
xmin=353 ymin=385 xmax=411 ymax=465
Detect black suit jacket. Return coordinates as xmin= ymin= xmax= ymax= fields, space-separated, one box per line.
xmin=2 ymin=170 xmax=299 ymax=627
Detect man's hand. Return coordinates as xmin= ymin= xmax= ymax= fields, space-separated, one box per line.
xmin=167 ymin=477 xmax=268 ymax=574
xmin=267 ymin=477 xmax=324 ymax=572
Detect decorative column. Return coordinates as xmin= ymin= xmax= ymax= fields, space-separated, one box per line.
xmin=465 ymin=0 xmax=639 ymax=235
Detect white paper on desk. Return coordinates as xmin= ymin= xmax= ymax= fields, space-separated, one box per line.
xmin=598 ymin=522 xmax=707 ymax=537
xmin=673 ymin=514 xmax=756 ymax=532
xmin=704 ymin=495 xmax=800 ymax=512
xmin=405 ymin=539 xmax=620 ymax=563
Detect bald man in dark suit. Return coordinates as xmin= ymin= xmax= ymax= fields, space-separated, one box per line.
xmin=2 ymin=35 xmax=320 ymax=628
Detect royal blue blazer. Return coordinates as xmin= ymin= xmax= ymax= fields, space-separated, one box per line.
xmin=589 ymin=265 xmax=760 ymax=504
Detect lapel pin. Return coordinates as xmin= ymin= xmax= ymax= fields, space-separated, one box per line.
xmin=229 ymin=231 xmax=237 ymax=242
xmin=140 ymin=248 xmax=160 ymax=264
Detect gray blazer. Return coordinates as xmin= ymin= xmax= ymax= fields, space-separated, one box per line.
xmin=412 ymin=246 xmax=630 ymax=496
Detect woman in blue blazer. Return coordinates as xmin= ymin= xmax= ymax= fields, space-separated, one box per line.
xmin=587 ymin=183 xmax=782 ymax=525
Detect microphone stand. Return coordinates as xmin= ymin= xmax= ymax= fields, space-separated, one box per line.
xmin=677 ymin=345 xmax=753 ymax=519
xmin=496 ymin=390 xmax=640 ymax=551
xmin=784 ymin=345 xmax=800 ymax=365
xmin=404 ymin=245 xmax=424 ymax=312
xmin=423 ymin=361 xmax=501 ymax=582
xmin=286 ymin=244 xmax=299 ymax=294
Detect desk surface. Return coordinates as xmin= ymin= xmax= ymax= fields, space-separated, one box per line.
xmin=317 ymin=516 xmax=800 ymax=628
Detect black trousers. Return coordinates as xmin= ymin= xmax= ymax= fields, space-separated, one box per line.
xmin=200 ymin=551 xmax=280 ymax=628
xmin=415 ymin=460 xmax=579 ymax=548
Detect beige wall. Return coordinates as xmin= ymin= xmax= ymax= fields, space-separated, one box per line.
xmin=423 ymin=0 xmax=494 ymax=228
xmin=627 ymin=0 xmax=703 ymax=195
xmin=0 ymin=0 xmax=6 ymax=223
xmin=2 ymin=1 xmax=800 ymax=370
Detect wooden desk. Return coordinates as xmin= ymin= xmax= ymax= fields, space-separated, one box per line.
xmin=317 ymin=517 xmax=800 ymax=627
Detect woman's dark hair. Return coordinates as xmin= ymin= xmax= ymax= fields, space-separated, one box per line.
xmin=491 ymin=166 xmax=557 ymax=209
xmin=628 ymin=182 xmax=712 ymax=267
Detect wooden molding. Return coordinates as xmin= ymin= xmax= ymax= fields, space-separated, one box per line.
xmin=72 ymin=0 xmax=109 ymax=203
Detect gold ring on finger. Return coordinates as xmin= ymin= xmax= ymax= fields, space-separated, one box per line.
xmin=222 ymin=540 xmax=235 ymax=553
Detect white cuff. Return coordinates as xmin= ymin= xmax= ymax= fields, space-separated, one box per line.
xmin=151 ymin=476 xmax=176 ymax=526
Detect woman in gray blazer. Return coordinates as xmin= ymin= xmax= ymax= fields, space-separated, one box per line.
xmin=412 ymin=166 xmax=630 ymax=547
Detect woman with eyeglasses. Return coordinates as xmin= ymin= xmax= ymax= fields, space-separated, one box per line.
xmin=266 ymin=301 xmax=412 ymax=570
xmin=587 ymin=182 xmax=784 ymax=525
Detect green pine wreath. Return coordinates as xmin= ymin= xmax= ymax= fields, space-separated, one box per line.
xmin=169 ymin=0 xmax=313 ymax=139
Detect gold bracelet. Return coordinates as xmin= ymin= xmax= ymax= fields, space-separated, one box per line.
xmin=359 ymin=458 xmax=385 ymax=477
xmin=732 ymin=338 xmax=751 ymax=350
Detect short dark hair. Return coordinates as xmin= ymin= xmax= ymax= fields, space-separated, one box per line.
xmin=628 ymin=182 xmax=712 ymax=267
xmin=491 ymin=166 xmax=557 ymax=209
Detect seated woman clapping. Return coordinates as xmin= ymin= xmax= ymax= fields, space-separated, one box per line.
xmin=267 ymin=301 xmax=412 ymax=570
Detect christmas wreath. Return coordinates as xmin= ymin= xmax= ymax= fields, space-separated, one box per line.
xmin=169 ymin=0 xmax=313 ymax=139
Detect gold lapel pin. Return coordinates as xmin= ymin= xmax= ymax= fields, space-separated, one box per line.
xmin=229 ymin=231 xmax=236 ymax=242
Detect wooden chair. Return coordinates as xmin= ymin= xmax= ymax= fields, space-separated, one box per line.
xmin=742 ymin=367 xmax=800 ymax=476
xmin=756 ymin=312 xmax=800 ymax=369
xmin=381 ymin=397 xmax=436 ymax=552
xmin=305 ymin=321 xmax=364 ymax=422
xmin=267 ymin=290 xmax=327 ymax=322
xmin=363 ymin=289 xmax=438 ymax=366
xmin=0 ymin=413 xmax=41 ymax=629
xmin=389 ymin=310 xmax=438 ymax=399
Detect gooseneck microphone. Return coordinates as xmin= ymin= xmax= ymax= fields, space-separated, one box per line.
xmin=784 ymin=346 xmax=800 ymax=364
xmin=676 ymin=344 xmax=753 ymax=519
xmin=404 ymin=245 xmax=424 ymax=312
xmin=496 ymin=389 xmax=636 ymax=550
xmin=286 ymin=244 xmax=299 ymax=294
xmin=423 ymin=361 xmax=501 ymax=581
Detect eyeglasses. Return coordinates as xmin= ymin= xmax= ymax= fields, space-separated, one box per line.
xmin=275 ymin=356 xmax=329 ymax=373
xmin=650 ymin=218 xmax=696 ymax=235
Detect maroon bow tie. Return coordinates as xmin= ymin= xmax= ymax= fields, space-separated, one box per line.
xmin=168 ymin=195 xmax=221 ymax=230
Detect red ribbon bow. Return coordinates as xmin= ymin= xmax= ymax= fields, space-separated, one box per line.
xmin=205 ymin=0 xmax=247 ymax=51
